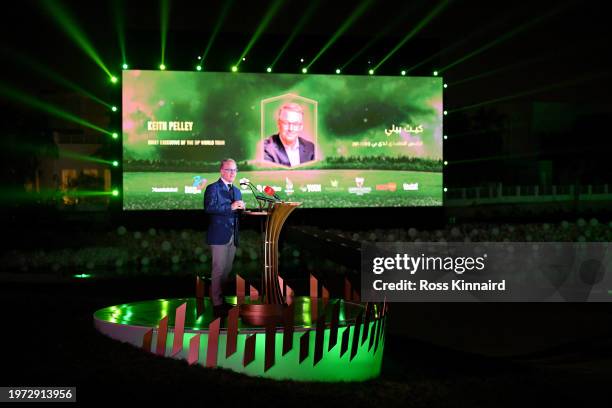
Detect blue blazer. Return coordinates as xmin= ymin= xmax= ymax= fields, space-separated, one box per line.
xmin=263 ymin=134 xmax=315 ymax=167
xmin=204 ymin=178 xmax=242 ymax=246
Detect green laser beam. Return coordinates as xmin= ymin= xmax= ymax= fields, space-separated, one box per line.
xmin=448 ymin=42 xmax=583 ymax=87
xmin=201 ymin=0 xmax=235 ymax=63
xmin=112 ymin=0 xmax=127 ymax=64
xmin=450 ymin=145 xmax=601 ymax=165
xmin=404 ymin=13 xmax=507 ymax=75
xmin=340 ymin=2 xmax=426 ymax=71
xmin=373 ymin=0 xmax=450 ymax=72
xmin=449 ymin=55 xmax=551 ymax=87
xmin=0 ymin=82 xmax=112 ymax=136
xmin=59 ymin=148 xmax=115 ymax=165
xmin=161 ymin=0 xmax=170 ymax=65
xmin=449 ymin=72 xmax=610 ymax=114
xmin=269 ymin=0 xmax=319 ymax=69
xmin=236 ymin=0 xmax=285 ymax=67
xmin=7 ymin=49 xmax=112 ymax=109
xmin=438 ymin=2 xmax=572 ymax=74
xmin=306 ymin=0 xmax=374 ymax=70
xmin=42 ymin=0 xmax=113 ymax=78
xmin=0 ymin=188 xmax=115 ymax=202
xmin=404 ymin=3 xmax=540 ymax=75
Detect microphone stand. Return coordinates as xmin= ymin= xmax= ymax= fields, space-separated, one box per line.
xmin=241 ymin=181 xmax=276 ymax=211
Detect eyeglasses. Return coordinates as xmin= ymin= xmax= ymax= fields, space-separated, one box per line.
xmin=221 ymin=168 xmax=238 ymax=173
xmin=279 ymin=120 xmax=303 ymax=130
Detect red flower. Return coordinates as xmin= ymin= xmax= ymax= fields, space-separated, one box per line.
xmin=264 ymin=186 xmax=276 ymax=196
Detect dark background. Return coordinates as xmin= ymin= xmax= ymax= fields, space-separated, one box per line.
xmin=2 ymin=1 xmax=612 ymax=405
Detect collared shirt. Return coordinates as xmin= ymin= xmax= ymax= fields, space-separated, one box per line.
xmin=281 ymin=138 xmax=300 ymax=167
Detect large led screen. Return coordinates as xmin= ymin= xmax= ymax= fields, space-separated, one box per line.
xmin=122 ymin=70 xmax=443 ymax=209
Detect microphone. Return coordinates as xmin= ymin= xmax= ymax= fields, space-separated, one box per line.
xmin=239 ymin=178 xmax=276 ymax=207
xmin=264 ymin=186 xmax=282 ymax=201
xmin=239 ymin=178 xmax=251 ymax=187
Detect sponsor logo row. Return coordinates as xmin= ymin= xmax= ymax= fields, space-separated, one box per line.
xmin=152 ymin=177 xmax=419 ymax=195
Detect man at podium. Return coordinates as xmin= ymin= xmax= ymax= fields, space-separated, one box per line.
xmin=203 ymin=158 xmax=245 ymax=316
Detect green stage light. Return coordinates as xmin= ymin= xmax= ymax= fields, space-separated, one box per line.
xmin=267 ymin=67 xmax=272 ymax=73
xmin=368 ymin=69 xmax=374 ymax=75
xmin=235 ymin=0 xmax=284 ymax=69
xmin=0 ymin=83 xmax=113 ymax=137
xmin=43 ymin=0 xmax=113 ymax=79
xmin=444 ymin=135 xmax=448 ymax=140
xmin=110 ymin=76 xmax=118 ymax=83
xmin=200 ymin=0 xmax=233 ymax=63
xmin=449 ymin=72 xmax=607 ymax=114
xmin=111 ymin=106 xmax=117 ymax=112
xmin=444 ymin=161 xmax=448 ymax=165
xmin=159 ymin=64 xmax=166 ymax=70
xmin=339 ymin=3 xmax=424 ymax=73
xmin=401 ymin=70 xmax=406 ymax=76
xmin=11 ymin=50 xmax=113 ymax=110
xmin=336 ymin=69 xmax=341 ymax=74
xmin=57 ymin=148 xmax=114 ymax=165
xmin=433 ymin=71 xmax=438 ymax=76
xmin=231 ymin=66 xmax=238 ymax=72
xmin=302 ymin=67 xmax=308 ymax=74
xmin=112 ymin=161 xmax=119 ymax=167
xmin=372 ymin=0 xmax=450 ymax=72
xmin=269 ymin=0 xmax=318 ymax=70
xmin=444 ymin=83 xmax=448 ymax=88
xmin=160 ymin=0 xmax=169 ymax=69
xmin=74 ymin=274 xmax=92 ymax=279
xmin=122 ymin=63 xmax=128 ymax=70
xmin=438 ymin=4 xmax=570 ymax=75
xmin=443 ymin=110 xmax=448 ymax=115
xmin=196 ymin=65 xmax=202 ymax=71
xmin=306 ymin=0 xmax=373 ymax=70
xmin=444 ymin=187 xmax=448 ymax=192
xmin=112 ymin=189 xmax=119 ymax=197
xmin=112 ymin=132 xmax=119 ymax=139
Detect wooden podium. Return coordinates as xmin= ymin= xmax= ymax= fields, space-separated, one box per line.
xmin=241 ymin=201 xmax=301 ymax=323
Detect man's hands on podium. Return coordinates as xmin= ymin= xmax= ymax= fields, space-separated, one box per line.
xmin=231 ymin=200 xmax=246 ymax=211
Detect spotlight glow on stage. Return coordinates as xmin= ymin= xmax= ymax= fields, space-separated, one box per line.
xmin=368 ymin=69 xmax=374 ymax=75
xmin=111 ymin=106 xmax=117 ymax=112
xmin=336 ymin=69 xmax=341 ymax=74
xmin=112 ymin=132 xmax=119 ymax=139
xmin=433 ymin=71 xmax=438 ymax=76
xmin=112 ymin=189 xmax=119 ymax=196
xmin=401 ymin=70 xmax=406 ymax=76
xmin=122 ymin=63 xmax=128 ymax=70
xmin=112 ymin=161 xmax=119 ymax=167
xmin=302 ymin=67 xmax=307 ymax=74
xmin=196 ymin=65 xmax=202 ymax=71
xmin=110 ymin=76 xmax=118 ymax=83
xmin=232 ymin=66 xmax=238 ymax=72
xmin=159 ymin=64 xmax=166 ymax=70
xmin=267 ymin=67 xmax=272 ymax=73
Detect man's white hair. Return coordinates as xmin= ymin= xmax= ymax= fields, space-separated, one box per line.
xmin=277 ymin=102 xmax=304 ymax=119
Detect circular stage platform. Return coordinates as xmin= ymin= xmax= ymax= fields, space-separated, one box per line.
xmin=94 ymin=296 xmax=386 ymax=381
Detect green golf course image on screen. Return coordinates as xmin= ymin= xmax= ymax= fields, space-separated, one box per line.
xmin=122 ymin=70 xmax=443 ymax=210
